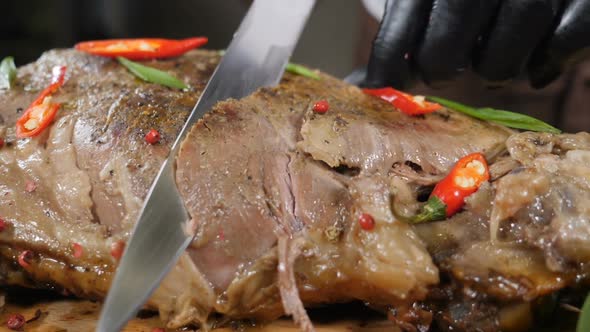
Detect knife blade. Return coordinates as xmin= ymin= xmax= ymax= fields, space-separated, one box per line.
xmin=96 ymin=1 xmax=316 ymax=331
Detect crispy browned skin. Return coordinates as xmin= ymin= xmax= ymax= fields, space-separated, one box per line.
xmin=2 ymin=49 xmax=590 ymax=331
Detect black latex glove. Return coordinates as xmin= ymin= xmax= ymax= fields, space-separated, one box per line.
xmin=364 ymin=0 xmax=590 ymax=89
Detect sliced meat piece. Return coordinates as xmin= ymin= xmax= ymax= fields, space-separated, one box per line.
xmin=176 ymin=97 xmax=288 ymax=292
xmin=175 ymin=65 xmax=510 ymax=327
xmin=0 ymin=49 xmax=220 ymax=324
xmin=298 ymin=96 xmax=512 ymax=175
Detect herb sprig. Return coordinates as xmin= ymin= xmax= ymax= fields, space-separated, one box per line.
xmin=285 ymin=63 xmax=320 ymax=80
xmin=117 ymin=57 xmax=188 ymax=90
xmin=578 ymin=294 xmax=590 ymax=332
xmin=428 ymin=96 xmax=561 ymax=134
xmin=0 ymin=56 xmax=17 ymax=89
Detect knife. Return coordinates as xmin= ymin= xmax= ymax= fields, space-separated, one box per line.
xmin=96 ymin=1 xmax=316 ymax=331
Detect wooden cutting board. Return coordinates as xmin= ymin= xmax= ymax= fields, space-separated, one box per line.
xmin=0 ymin=290 xmax=398 ymax=332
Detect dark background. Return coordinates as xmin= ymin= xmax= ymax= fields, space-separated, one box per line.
xmin=0 ymin=0 xmax=364 ymax=76
xmin=2 ymin=0 xmax=589 ymax=132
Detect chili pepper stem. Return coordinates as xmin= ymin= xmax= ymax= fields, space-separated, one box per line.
xmin=411 ymin=196 xmax=447 ymax=224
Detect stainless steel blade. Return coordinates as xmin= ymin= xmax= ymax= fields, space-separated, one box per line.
xmin=96 ymin=1 xmax=315 ymax=331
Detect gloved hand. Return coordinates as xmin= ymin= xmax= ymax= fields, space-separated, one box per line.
xmin=364 ymin=0 xmax=590 ymax=89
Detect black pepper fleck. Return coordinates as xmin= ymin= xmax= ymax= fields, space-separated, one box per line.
xmin=435 ymin=112 xmax=451 ymax=122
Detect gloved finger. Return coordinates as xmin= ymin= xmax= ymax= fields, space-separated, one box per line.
xmin=364 ymin=0 xmax=433 ymax=89
xmin=474 ymin=0 xmax=561 ymax=86
xmin=416 ymin=0 xmax=500 ymax=88
xmin=528 ymin=0 xmax=590 ymax=88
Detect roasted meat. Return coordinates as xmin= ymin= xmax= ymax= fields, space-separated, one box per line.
xmin=0 ymin=49 xmax=588 ymax=331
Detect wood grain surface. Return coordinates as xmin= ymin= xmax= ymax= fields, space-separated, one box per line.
xmin=0 ymin=290 xmax=398 ymax=332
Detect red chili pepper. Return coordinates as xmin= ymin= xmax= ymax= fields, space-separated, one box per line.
xmin=0 ymin=218 xmax=7 ymax=232
xmin=16 ymin=66 xmax=66 ymax=138
xmin=18 ymin=250 xmax=33 ymax=269
xmin=313 ymin=100 xmax=330 ymax=114
xmin=145 ymin=129 xmax=161 ymax=144
xmin=0 ymin=137 xmax=4 ymax=148
xmin=152 ymin=328 xmax=165 ymax=332
xmin=110 ymin=241 xmax=126 ymax=260
xmin=413 ymin=153 xmax=489 ymax=223
xmin=72 ymin=243 xmax=83 ymax=258
xmin=358 ymin=213 xmax=375 ymax=231
xmin=75 ymin=37 xmax=208 ymax=60
xmin=6 ymin=313 xmax=25 ymax=330
xmin=363 ymin=87 xmax=442 ymax=116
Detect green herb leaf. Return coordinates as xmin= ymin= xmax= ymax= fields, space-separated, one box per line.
xmin=117 ymin=56 xmax=188 ymax=90
xmin=0 ymin=56 xmax=17 ymax=89
xmin=577 ymin=294 xmax=590 ymax=332
xmin=285 ymin=63 xmax=320 ymax=80
xmin=428 ymin=96 xmax=561 ymax=134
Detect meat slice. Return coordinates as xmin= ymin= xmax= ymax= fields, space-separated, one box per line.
xmin=177 ymin=97 xmax=288 ymax=292
xmin=298 ymin=96 xmax=512 ymax=175
xmin=175 ymin=67 xmax=511 ymax=328
xmin=0 ymin=49 xmax=219 ymax=323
